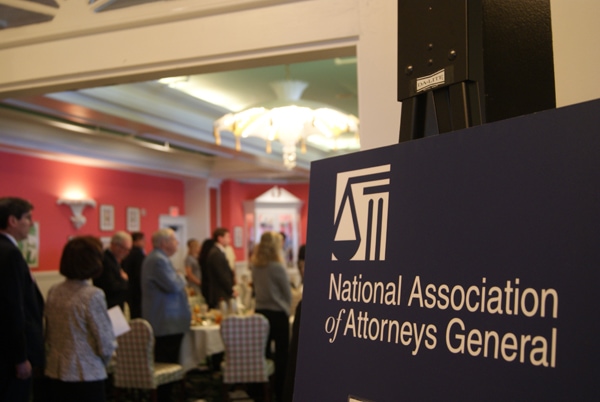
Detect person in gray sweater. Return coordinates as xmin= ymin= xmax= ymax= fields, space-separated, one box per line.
xmin=251 ymin=231 xmax=292 ymax=402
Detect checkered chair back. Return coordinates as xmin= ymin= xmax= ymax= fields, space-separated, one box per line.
xmin=114 ymin=318 xmax=183 ymax=390
xmin=221 ymin=314 xmax=272 ymax=384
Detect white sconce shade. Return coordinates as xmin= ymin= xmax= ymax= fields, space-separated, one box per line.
xmin=57 ymin=198 xmax=97 ymax=229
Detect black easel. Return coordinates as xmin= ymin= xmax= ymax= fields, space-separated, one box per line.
xmin=397 ymin=0 xmax=555 ymax=142
xmin=399 ymin=81 xmax=482 ymax=142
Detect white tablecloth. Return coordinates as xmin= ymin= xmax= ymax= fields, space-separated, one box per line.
xmin=179 ymin=324 xmax=224 ymax=372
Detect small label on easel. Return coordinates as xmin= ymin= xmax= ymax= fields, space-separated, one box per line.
xmin=416 ymin=69 xmax=445 ymax=93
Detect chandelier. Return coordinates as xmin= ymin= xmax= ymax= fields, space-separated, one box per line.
xmin=213 ymin=79 xmax=359 ymax=169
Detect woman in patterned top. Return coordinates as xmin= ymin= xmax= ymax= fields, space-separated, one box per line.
xmin=44 ymin=236 xmax=116 ymax=402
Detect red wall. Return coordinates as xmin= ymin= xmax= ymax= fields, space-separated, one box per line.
xmin=0 ymin=149 xmax=309 ymax=269
xmin=0 ymin=150 xmax=184 ymax=271
xmin=219 ymin=180 xmax=309 ymax=261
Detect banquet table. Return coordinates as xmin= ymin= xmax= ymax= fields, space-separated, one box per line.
xmin=179 ymin=323 xmax=225 ymax=372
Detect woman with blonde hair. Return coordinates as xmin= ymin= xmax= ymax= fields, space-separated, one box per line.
xmin=251 ymin=231 xmax=292 ymax=402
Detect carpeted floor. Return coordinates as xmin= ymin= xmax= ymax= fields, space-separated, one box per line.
xmin=184 ymin=368 xmax=225 ymax=401
xmin=107 ymin=367 xmax=261 ymax=402
xmin=106 ymin=367 xmax=220 ymax=402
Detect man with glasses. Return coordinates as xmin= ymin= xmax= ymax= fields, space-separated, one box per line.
xmin=93 ymin=230 xmax=131 ymax=310
xmin=0 ymin=197 xmax=45 ymax=402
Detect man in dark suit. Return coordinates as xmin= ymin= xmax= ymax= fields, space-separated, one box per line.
xmin=0 ymin=197 xmax=45 ymax=402
xmin=205 ymin=227 xmax=234 ymax=309
xmin=93 ymin=231 xmax=131 ymax=309
xmin=122 ymin=231 xmax=146 ymax=319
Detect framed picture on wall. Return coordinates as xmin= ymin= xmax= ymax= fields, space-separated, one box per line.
xmin=233 ymin=226 xmax=243 ymax=248
xmin=100 ymin=204 xmax=115 ymax=231
xmin=127 ymin=207 xmax=141 ymax=232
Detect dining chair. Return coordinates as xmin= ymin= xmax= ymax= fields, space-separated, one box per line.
xmin=113 ymin=318 xmax=185 ymax=402
xmin=220 ymin=314 xmax=275 ymax=402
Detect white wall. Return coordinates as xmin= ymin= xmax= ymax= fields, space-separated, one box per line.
xmin=551 ymin=0 xmax=600 ymax=107
xmin=356 ymin=1 xmax=402 ymax=151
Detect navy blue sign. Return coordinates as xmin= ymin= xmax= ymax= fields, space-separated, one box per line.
xmin=294 ymin=99 xmax=600 ymax=401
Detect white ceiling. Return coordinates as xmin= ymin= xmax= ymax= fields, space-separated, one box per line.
xmin=1 ymin=56 xmax=359 ymax=182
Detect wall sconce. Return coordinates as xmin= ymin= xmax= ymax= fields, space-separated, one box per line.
xmin=57 ymin=198 xmax=97 ymax=229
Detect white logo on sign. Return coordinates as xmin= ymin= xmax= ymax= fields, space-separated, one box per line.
xmin=332 ymin=164 xmax=391 ymax=261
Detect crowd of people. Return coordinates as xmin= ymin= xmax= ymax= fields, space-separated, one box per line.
xmin=0 ymin=196 xmax=305 ymax=402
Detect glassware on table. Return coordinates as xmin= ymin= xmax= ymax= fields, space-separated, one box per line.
xmin=230 ymin=299 xmax=238 ymax=315
xmin=214 ymin=310 xmax=223 ymax=324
